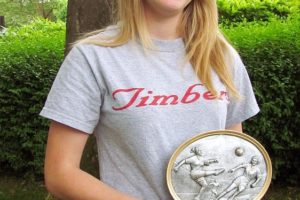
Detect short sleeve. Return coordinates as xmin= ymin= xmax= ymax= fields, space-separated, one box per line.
xmin=40 ymin=45 xmax=102 ymax=134
xmin=225 ymin=50 xmax=260 ymax=128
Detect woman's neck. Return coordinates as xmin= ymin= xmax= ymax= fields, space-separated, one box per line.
xmin=144 ymin=10 xmax=183 ymax=40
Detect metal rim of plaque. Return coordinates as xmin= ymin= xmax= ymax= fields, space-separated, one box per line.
xmin=167 ymin=130 xmax=272 ymax=200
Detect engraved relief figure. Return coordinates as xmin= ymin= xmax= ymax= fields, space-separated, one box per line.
xmin=174 ymin=146 xmax=225 ymax=200
xmin=216 ymin=156 xmax=262 ymax=200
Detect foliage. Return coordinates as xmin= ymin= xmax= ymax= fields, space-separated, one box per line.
xmin=0 ymin=19 xmax=65 ymax=178
xmin=217 ymin=0 xmax=300 ymax=25
xmin=52 ymin=0 xmax=67 ymax=21
xmin=222 ymin=16 xmax=300 ymax=185
xmin=0 ymin=0 xmax=68 ymax=26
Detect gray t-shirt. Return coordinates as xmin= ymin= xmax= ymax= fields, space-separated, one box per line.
xmin=40 ymin=30 xmax=259 ymax=199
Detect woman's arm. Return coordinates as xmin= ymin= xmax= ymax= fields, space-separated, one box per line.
xmin=45 ymin=121 xmax=138 ymax=200
xmin=226 ymin=123 xmax=242 ymax=132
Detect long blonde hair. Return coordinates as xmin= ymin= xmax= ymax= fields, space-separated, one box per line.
xmin=79 ymin=0 xmax=239 ymax=97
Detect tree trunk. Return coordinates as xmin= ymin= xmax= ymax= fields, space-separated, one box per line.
xmin=65 ymin=0 xmax=116 ymax=55
xmin=0 ymin=16 xmax=5 ymax=29
xmin=64 ymin=0 xmax=116 ymax=178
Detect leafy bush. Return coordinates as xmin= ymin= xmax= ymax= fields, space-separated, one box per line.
xmin=223 ymin=17 xmax=300 ymax=185
xmin=218 ymin=0 xmax=299 ymax=25
xmin=0 ymin=19 xmax=65 ymax=178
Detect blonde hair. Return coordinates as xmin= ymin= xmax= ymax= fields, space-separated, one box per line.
xmin=79 ymin=0 xmax=239 ymax=97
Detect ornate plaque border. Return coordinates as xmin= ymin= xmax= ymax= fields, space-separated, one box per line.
xmin=166 ymin=130 xmax=272 ymax=200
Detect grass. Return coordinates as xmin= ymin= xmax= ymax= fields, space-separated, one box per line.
xmin=264 ymin=184 xmax=300 ymax=200
xmin=0 ymin=176 xmax=299 ymax=200
xmin=0 ymin=177 xmax=47 ymax=200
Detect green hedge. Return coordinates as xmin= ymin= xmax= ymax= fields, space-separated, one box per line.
xmin=0 ymin=19 xmax=65 ymax=178
xmin=218 ymin=0 xmax=299 ymax=25
xmin=223 ymin=17 xmax=300 ymax=184
xmin=0 ymin=18 xmax=299 ymax=185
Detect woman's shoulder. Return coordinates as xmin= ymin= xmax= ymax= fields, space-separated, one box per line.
xmin=75 ymin=25 xmax=121 ymax=48
xmin=223 ymin=44 xmax=249 ymax=78
xmin=70 ymin=25 xmax=122 ymax=53
xmin=88 ymin=25 xmax=120 ymax=41
xmin=225 ymin=44 xmax=243 ymax=65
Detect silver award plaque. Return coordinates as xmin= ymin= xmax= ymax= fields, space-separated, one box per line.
xmin=167 ymin=130 xmax=272 ymax=200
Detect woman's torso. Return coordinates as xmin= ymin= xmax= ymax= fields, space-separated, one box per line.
xmin=84 ymin=38 xmax=230 ymax=199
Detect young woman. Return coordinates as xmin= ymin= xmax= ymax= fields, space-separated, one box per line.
xmin=40 ymin=0 xmax=259 ymax=199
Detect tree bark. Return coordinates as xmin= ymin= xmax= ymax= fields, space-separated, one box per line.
xmin=65 ymin=0 xmax=116 ymax=55
xmin=0 ymin=16 xmax=5 ymax=29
